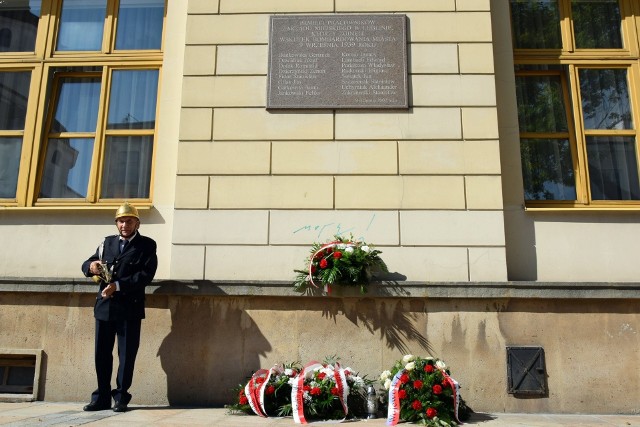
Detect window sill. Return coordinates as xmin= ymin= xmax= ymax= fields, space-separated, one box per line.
xmin=0 ymin=204 xmax=153 ymax=211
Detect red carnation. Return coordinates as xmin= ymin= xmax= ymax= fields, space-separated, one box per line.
xmin=411 ymin=400 xmax=422 ymax=410
xmin=333 ymin=251 xmax=342 ymax=259
xmin=266 ymin=385 xmax=275 ymax=395
xmin=397 ymin=389 xmax=407 ymax=399
xmin=413 ymin=380 xmax=423 ymax=389
xmin=311 ymin=265 xmax=317 ymax=273
xmin=317 ymin=372 xmax=327 ymax=380
xmin=239 ymin=395 xmax=248 ymax=405
xmin=331 ymin=387 xmax=339 ymax=395
xmin=303 ymin=385 xmax=311 ymax=392
xmin=344 ymin=370 xmax=351 ymax=376
xmin=432 ymin=384 xmax=443 ymax=395
xmin=310 ymin=387 xmax=322 ymax=396
xmin=426 ymin=407 xmax=438 ymax=418
xmin=319 ymin=259 xmax=328 ymax=269
xmin=400 ymin=374 xmax=410 ymax=384
xmin=425 ymin=364 xmax=434 ymax=373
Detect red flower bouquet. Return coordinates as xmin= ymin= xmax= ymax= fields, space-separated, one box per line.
xmin=293 ymin=234 xmax=388 ymax=294
xmin=381 ymin=355 xmax=465 ymax=426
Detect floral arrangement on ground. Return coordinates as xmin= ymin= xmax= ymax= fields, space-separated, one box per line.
xmin=227 ymin=356 xmax=373 ymax=423
xmin=293 ymin=234 xmax=388 ymax=294
xmin=380 ymin=354 xmax=471 ymax=426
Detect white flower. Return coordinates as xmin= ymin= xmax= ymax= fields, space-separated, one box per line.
xmin=424 ymin=356 xmax=434 ymax=361
xmin=284 ymin=368 xmax=294 ymax=376
xmin=345 ymin=246 xmax=354 ymax=254
xmin=405 ymin=362 xmax=415 ymax=371
xmin=402 ymin=354 xmax=416 ymax=364
xmin=337 ymin=243 xmax=347 ymax=250
xmin=435 ymin=360 xmax=447 ymax=370
xmin=384 ymin=379 xmax=392 ymax=390
xmin=361 ymin=245 xmax=370 ymax=253
xmin=380 ymin=370 xmax=392 ymax=381
xmin=352 ymin=376 xmax=365 ymax=388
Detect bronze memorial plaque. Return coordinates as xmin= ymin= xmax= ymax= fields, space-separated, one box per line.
xmin=267 ymin=14 xmax=408 ymax=109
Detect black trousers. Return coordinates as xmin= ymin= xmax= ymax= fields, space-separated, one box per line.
xmin=92 ymin=318 xmax=142 ymax=405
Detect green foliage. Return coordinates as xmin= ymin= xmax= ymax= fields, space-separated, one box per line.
xmin=293 ymin=234 xmax=388 ymax=294
xmin=380 ymin=355 xmax=469 ymax=426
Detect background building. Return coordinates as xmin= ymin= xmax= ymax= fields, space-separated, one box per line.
xmin=0 ymin=0 xmax=638 ymax=414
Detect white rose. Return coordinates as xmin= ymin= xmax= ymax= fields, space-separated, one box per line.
xmin=337 ymin=243 xmax=347 ymax=250
xmin=361 ymin=245 xmax=370 ymax=253
xmin=435 ymin=360 xmax=447 ymax=370
xmin=345 ymin=246 xmax=354 ymax=254
xmin=402 ymin=354 xmax=415 ymax=364
xmin=405 ymin=362 xmax=415 ymax=371
xmin=380 ymin=370 xmax=392 ymax=381
xmin=384 ymin=379 xmax=392 ymax=390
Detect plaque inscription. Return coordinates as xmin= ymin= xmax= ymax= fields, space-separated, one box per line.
xmin=267 ymin=14 xmax=408 ymax=109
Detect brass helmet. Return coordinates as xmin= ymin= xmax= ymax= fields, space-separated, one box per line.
xmin=114 ymin=201 xmax=139 ymax=220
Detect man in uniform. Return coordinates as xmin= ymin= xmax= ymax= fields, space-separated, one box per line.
xmin=81 ymin=202 xmax=157 ymax=412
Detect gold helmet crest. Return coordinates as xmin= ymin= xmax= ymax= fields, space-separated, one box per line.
xmin=115 ymin=201 xmax=139 ymax=220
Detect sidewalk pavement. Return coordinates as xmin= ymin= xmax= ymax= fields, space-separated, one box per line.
xmin=0 ymin=402 xmax=639 ymax=426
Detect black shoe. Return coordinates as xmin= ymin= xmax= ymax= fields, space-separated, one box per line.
xmin=83 ymin=401 xmax=111 ymax=411
xmin=113 ymin=401 xmax=128 ymax=412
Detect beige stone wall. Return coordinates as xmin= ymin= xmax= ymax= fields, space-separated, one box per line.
xmin=2 ymin=291 xmax=637 ymax=413
xmin=173 ymin=0 xmax=506 ymax=283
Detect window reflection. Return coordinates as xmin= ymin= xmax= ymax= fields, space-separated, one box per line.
xmin=115 ymin=0 xmax=164 ymax=50
xmin=56 ymin=0 xmax=106 ymax=51
xmin=51 ymin=76 xmax=101 ymax=133
xmin=0 ymin=0 xmax=40 ymax=52
xmin=516 ymin=75 xmax=568 ymax=133
xmin=579 ymin=69 xmax=632 ymax=130
xmin=101 ymin=136 xmax=153 ymax=199
xmin=521 ymin=138 xmax=576 ymax=200
xmin=572 ymin=0 xmax=622 ymax=49
xmin=587 ymin=136 xmax=640 ymax=200
xmin=39 ymin=138 xmax=94 ymax=198
xmin=510 ymin=0 xmax=562 ymax=49
xmin=107 ymin=70 xmax=158 ymax=130
xmin=0 ymin=137 xmax=22 ymax=198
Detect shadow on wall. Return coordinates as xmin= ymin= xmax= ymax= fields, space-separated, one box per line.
xmin=152 ymin=284 xmax=270 ymax=406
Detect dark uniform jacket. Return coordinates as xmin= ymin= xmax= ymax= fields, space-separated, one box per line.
xmin=82 ymin=233 xmax=158 ymax=321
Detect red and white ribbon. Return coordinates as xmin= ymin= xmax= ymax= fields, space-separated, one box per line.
xmin=333 ymin=362 xmax=350 ymax=417
xmin=244 ymin=369 xmax=270 ymax=418
xmin=441 ymin=370 xmax=461 ymax=423
xmin=386 ymin=370 xmax=404 ymax=426
xmin=292 ymin=362 xmax=350 ymax=424
xmin=292 ymin=361 xmax=323 ymax=424
xmin=307 ymin=241 xmax=357 ymax=291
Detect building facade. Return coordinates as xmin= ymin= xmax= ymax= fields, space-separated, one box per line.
xmin=0 ymin=0 xmax=638 ymax=414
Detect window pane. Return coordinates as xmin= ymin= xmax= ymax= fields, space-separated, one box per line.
xmin=515 ymin=75 xmax=568 ymax=133
xmin=0 ymin=137 xmax=22 ymax=198
xmin=572 ymin=0 xmax=622 ymax=49
xmin=107 ymin=69 xmax=158 ymax=130
xmin=0 ymin=71 xmax=31 ymax=130
xmin=51 ymin=77 xmax=101 ymax=133
xmin=39 ymin=138 xmax=93 ymax=198
xmin=521 ymin=138 xmax=576 ymax=200
xmin=101 ymin=136 xmax=153 ymax=198
xmin=0 ymin=0 xmax=41 ymax=52
xmin=115 ymin=0 xmax=164 ymax=50
xmin=579 ymin=68 xmax=632 ymax=130
xmin=56 ymin=0 xmax=106 ymax=51
xmin=587 ymin=136 xmax=640 ymax=200
xmin=510 ymin=0 xmax=562 ymax=49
